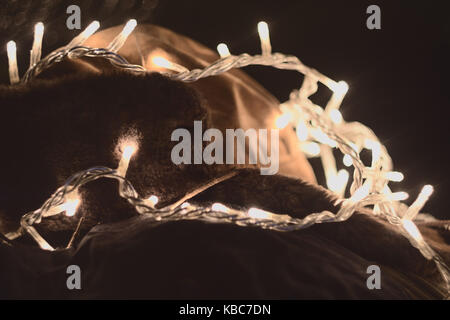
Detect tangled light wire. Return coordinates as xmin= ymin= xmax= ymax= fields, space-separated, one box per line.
xmin=4 ymin=19 xmax=450 ymax=297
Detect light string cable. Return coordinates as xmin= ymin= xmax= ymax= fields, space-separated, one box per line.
xmin=5 ymin=20 xmax=450 ymax=297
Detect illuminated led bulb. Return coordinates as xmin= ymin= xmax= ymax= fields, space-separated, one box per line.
xmin=217 ymin=43 xmax=231 ymax=58
xmin=333 ymin=81 xmax=349 ymax=96
xmin=66 ymin=21 xmax=100 ymax=49
xmin=257 ymin=21 xmax=271 ymax=55
xmin=326 ymin=81 xmax=349 ymax=111
xmin=117 ymin=142 xmax=138 ymax=177
xmin=402 ymin=219 xmax=423 ymax=242
xmin=329 ymin=109 xmax=343 ymax=124
xmin=329 ymin=169 xmax=349 ymax=197
xmin=296 ymin=121 xmax=308 ymax=141
xmin=151 ymin=56 xmax=189 ymax=73
xmin=248 ymin=207 xmax=271 ymax=219
xmin=63 ymin=198 xmax=81 ymax=217
xmin=343 ymin=154 xmax=353 ymax=167
xmin=43 ymin=194 xmax=81 ymax=217
xmin=107 ymin=19 xmax=137 ymax=53
xmin=180 ymin=202 xmax=190 ymax=209
xmin=146 ymin=195 xmax=159 ymax=207
xmin=300 ymin=142 xmax=321 ymax=157
xmin=385 ymin=171 xmax=404 ymax=182
xmin=403 ymin=185 xmax=434 ymax=221
xmin=364 ymin=139 xmax=381 ymax=166
xmin=275 ymin=112 xmax=292 ymax=129
xmin=7 ymin=41 xmax=19 ymax=84
xmin=349 ymin=182 xmax=370 ymax=203
xmin=212 ymin=203 xmax=230 ymax=213
xmin=390 ymin=191 xmax=409 ymax=201
xmin=30 ymin=22 xmax=44 ymax=67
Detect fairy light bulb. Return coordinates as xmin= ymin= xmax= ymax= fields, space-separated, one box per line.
xmin=30 ymin=22 xmax=44 ymax=68
xmin=328 ymin=169 xmax=349 ymax=197
xmin=296 ymin=121 xmax=308 ymax=141
xmin=326 ymin=81 xmax=349 ymax=111
xmin=275 ymin=112 xmax=292 ymax=129
xmin=385 ymin=171 xmax=404 ymax=182
xmin=117 ymin=140 xmax=138 ymax=177
xmin=257 ymin=21 xmax=271 ymax=55
xmin=248 ymin=207 xmax=271 ymax=219
xmin=212 ymin=203 xmax=230 ymax=213
xmin=63 ymin=198 xmax=81 ymax=217
xmin=300 ymin=142 xmax=321 ymax=157
xmin=7 ymin=41 xmax=19 ymax=84
xmin=403 ymin=185 xmax=434 ymax=221
xmin=151 ymin=56 xmax=188 ymax=73
xmin=181 ymin=202 xmax=191 ymax=209
xmin=217 ymin=43 xmax=231 ymax=58
xmin=66 ymin=20 xmax=100 ymax=49
xmin=343 ymin=154 xmax=353 ymax=167
xmin=402 ymin=219 xmax=423 ymax=242
xmin=107 ymin=19 xmax=137 ymax=53
xmin=146 ymin=195 xmax=159 ymax=207
xmin=329 ymin=109 xmax=343 ymax=124
xmin=389 ymin=191 xmax=409 ymax=201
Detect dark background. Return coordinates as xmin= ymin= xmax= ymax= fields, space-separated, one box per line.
xmin=1 ymin=0 xmax=449 ymax=218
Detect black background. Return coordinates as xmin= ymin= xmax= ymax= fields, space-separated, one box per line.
xmin=1 ymin=0 xmax=449 ymax=219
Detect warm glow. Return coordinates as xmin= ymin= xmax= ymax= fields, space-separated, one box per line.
xmin=390 ymin=191 xmax=409 ymax=201
xmin=329 ymin=109 xmax=343 ymax=124
xmin=421 ymin=184 xmax=434 ymax=197
xmin=364 ymin=139 xmax=381 ymax=165
xmin=275 ymin=112 xmax=292 ymax=129
xmin=217 ymin=43 xmax=231 ymax=58
xmin=151 ymin=56 xmax=187 ymax=73
xmin=212 ymin=203 xmax=230 ymax=213
xmin=248 ymin=207 xmax=271 ymax=219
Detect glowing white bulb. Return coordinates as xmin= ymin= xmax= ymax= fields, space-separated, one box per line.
xmin=350 ymin=182 xmax=370 ymax=203
xmin=63 ymin=198 xmax=81 ymax=217
xmin=275 ymin=112 xmax=292 ymax=129
xmin=364 ymin=139 xmax=381 ymax=166
xmin=212 ymin=203 xmax=230 ymax=213
xmin=328 ymin=169 xmax=349 ymax=197
xmin=181 ymin=202 xmax=190 ymax=209
xmin=122 ymin=145 xmax=136 ymax=161
xmin=403 ymin=185 xmax=433 ymax=221
xmin=107 ymin=19 xmax=137 ymax=52
xmin=402 ymin=219 xmax=423 ymax=242
xmin=385 ymin=171 xmax=404 ymax=182
xmin=116 ymin=139 xmax=138 ymax=177
xmin=147 ymin=195 xmax=159 ymax=207
xmin=329 ymin=109 xmax=343 ymax=124
xmin=390 ymin=191 xmax=409 ymax=201
xmin=333 ymin=81 xmax=349 ymax=96
xmin=343 ymin=154 xmax=353 ymax=167
xmin=66 ymin=21 xmax=100 ymax=49
xmin=248 ymin=207 xmax=271 ymax=219
xmin=217 ymin=43 xmax=231 ymax=58
xmin=151 ymin=56 xmax=188 ymax=73
xmin=296 ymin=121 xmax=308 ymax=141
xmin=30 ymin=22 xmax=44 ymax=68
xmin=300 ymin=142 xmax=321 ymax=157
xmin=7 ymin=41 xmax=19 ymax=84
xmin=257 ymin=21 xmax=271 ymax=55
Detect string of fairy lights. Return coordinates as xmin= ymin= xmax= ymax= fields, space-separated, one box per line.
xmin=3 ymin=19 xmax=449 ymax=297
